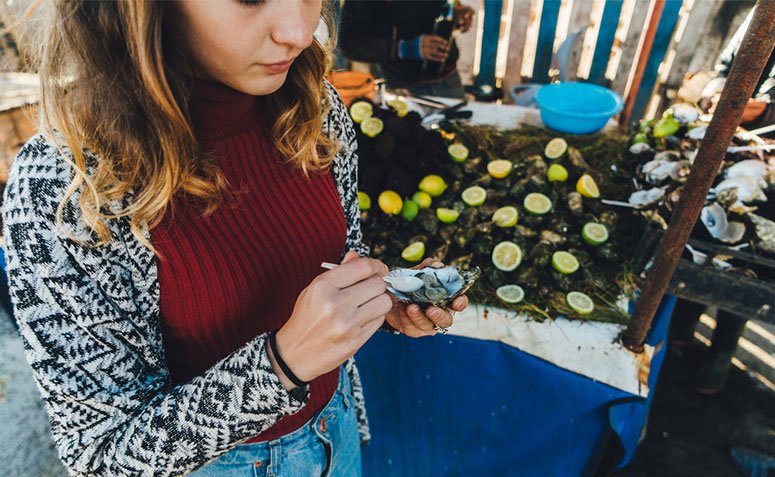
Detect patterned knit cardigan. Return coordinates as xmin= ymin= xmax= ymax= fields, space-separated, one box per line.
xmin=2 ymin=82 xmax=371 ymax=476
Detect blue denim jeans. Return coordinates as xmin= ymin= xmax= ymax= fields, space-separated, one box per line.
xmin=190 ymin=367 xmax=361 ymax=477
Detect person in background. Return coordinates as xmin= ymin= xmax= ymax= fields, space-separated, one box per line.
xmin=339 ymin=0 xmax=474 ymax=99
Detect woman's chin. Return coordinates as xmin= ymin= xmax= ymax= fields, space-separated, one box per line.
xmin=238 ymin=72 xmax=289 ymax=96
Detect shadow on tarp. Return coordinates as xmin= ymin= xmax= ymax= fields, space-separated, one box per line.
xmin=355 ymin=296 xmax=676 ymax=477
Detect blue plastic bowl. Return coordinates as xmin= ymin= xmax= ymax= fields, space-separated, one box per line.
xmin=534 ymin=82 xmax=623 ymax=135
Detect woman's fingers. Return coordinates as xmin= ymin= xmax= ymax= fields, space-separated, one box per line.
xmin=414 ymin=257 xmax=445 ymax=270
xmin=451 ymin=295 xmax=468 ymax=312
xmin=392 ymin=304 xmax=431 ymax=337
xmin=326 ymin=257 xmax=388 ymax=288
xmin=356 ymin=293 xmax=394 ymax=324
xmin=344 ymin=274 xmax=387 ymax=307
xmin=424 ymin=306 xmax=454 ymax=329
xmin=406 ymin=304 xmax=440 ymax=333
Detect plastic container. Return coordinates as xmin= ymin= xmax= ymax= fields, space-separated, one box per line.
xmin=534 ymin=82 xmax=623 ymax=134
xmin=326 ymin=70 xmax=375 ymax=108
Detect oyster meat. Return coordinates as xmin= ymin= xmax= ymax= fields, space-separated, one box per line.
xmin=385 ymin=265 xmax=481 ymax=308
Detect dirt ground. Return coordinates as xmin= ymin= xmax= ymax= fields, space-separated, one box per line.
xmin=610 ymin=332 xmax=775 ymax=476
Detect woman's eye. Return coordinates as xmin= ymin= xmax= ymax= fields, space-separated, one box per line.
xmin=238 ymin=0 xmax=266 ymax=6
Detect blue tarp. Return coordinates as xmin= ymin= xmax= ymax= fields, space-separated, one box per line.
xmin=355 ymin=296 xmax=676 ymax=476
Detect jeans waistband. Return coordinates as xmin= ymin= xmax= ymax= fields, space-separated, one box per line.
xmin=214 ymin=366 xmax=350 ymax=464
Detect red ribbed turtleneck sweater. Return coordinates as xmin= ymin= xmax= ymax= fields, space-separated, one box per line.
xmin=151 ymin=79 xmax=346 ymax=442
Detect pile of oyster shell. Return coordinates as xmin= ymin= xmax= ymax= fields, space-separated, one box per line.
xmin=628 ymin=102 xmax=775 ymax=256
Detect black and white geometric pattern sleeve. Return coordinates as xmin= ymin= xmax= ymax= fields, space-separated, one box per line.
xmin=2 ymin=136 xmax=309 ymax=476
xmin=323 ymin=79 xmax=370 ymax=259
xmin=322 ymin=81 xmax=373 ymax=444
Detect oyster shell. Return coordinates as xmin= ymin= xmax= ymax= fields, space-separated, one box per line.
xmin=629 ymin=188 xmax=665 ymax=208
xmin=386 ymin=266 xmax=481 ymax=308
xmin=629 ymin=142 xmax=653 ymax=155
xmin=671 ymin=103 xmax=699 ymax=124
xmin=669 ymin=160 xmax=692 ymax=182
xmin=715 ymin=177 xmax=768 ymax=203
xmin=725 ymin=159 xmax=767 ymax=180
xmin=642 ymin=158 xmax=676 ymax=184
xmin=749 ymin=214 xmax=775 ymax=243
xmin=686 ymin=125 xmax=707 ymax=140
xmin=701 ymin=204 xmax=745 ymax=244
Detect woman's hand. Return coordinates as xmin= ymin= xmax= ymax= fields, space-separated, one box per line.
xmin=384 ymin=258 xmax=469 ymax=338
xmin=420 ymin=35 xmax=450 ymax=63
xmin=272 ymin=251 xmax=392 ymax=389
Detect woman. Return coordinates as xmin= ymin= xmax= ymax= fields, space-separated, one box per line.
xmin=3 ymin=1 xmax=467 ymax=476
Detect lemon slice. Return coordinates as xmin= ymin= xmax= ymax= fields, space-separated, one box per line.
xmin=388 ymin=98 xmax=409 ymax=118
xmin=401 ymin=200 xmax=419 ymax=221
xmin=358 ymin=191 xmax=371 ymax=211
xmin=349 ymin=101 xmax=373 ymax=124
xmin=492 ymin=241 xmax=523 ymax=272
xmin=576 ymin=174 xmax=600 ymax=199
xmin=566 ymin=291 xmax=594 ymax=315
xmin=552 ymin=251 xmax=579 ymax=274
xmin=462 ymin=186 xmax=487 ymax=206
xmin=544 ymin=138 xmax=568 ymax=160
xmin=401 ymin=242 xmax=425 ymax=262
xmin=492 ymin=206 xmax=518 ymax=228
xmin=582 ymin=222 xmax=609 ymax=246
xmin=523 ymin=193 xmax=552 ymax=215
xmin=436 ymin=208 xmax=460 ymax=224
xmin=547 ymin=164 xmax=569 ymax=182
xmin=418 ymin=174 xmax=448 ymax=197
xmin=378 ymin=190 xmax=403 ymax=215
xmin=487 ymin=159 xmax=513 ymax=179
xmin=448 ymin=143 xmax=470 ymax=163
xmin=412 ymin=191 xmax=432 ymax=209
xmin=496 ymin=284 xmax=525 ymax=304
xmin=360 ymin=117 xmax=384 ymax=138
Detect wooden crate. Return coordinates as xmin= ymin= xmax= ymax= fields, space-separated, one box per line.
xmin=632 ymin=224 xmax=775 ymax=324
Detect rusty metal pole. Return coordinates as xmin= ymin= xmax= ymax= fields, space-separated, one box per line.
xmin=619 ymin=0 xmax=665 ymax=130
xmin=622 ymin=1 xmax=775 ymax=352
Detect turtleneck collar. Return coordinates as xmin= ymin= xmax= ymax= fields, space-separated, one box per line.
xmin=191 ymin=78 xmax=262 ymax=140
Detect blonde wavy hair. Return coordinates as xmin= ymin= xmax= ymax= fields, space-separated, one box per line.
xmin=19 ymin=0 xmax=338 ymax=249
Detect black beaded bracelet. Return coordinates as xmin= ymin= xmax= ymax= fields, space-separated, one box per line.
xmin=268 ymin=331 xmax=308 ymax=388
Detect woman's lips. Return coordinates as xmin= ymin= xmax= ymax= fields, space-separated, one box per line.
xmin=263 ymin=59 xmax=294 ymax=74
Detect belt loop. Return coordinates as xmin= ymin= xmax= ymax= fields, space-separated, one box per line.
xmin=266 ymin=441 xmax=280 ymax=477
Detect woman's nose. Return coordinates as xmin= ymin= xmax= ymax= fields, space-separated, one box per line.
xmin=270 ymin=0 xmax=316 ymax=50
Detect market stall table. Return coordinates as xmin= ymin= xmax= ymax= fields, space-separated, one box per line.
xmin=354 ymin=99 xmax=672 ymax=476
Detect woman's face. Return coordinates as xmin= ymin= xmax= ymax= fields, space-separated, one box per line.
xmin=172 ymin=0 xmax=322 ymax=95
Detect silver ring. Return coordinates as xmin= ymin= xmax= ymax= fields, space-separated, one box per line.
xmin=434 ymin=325 xmax=449 ymax=335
